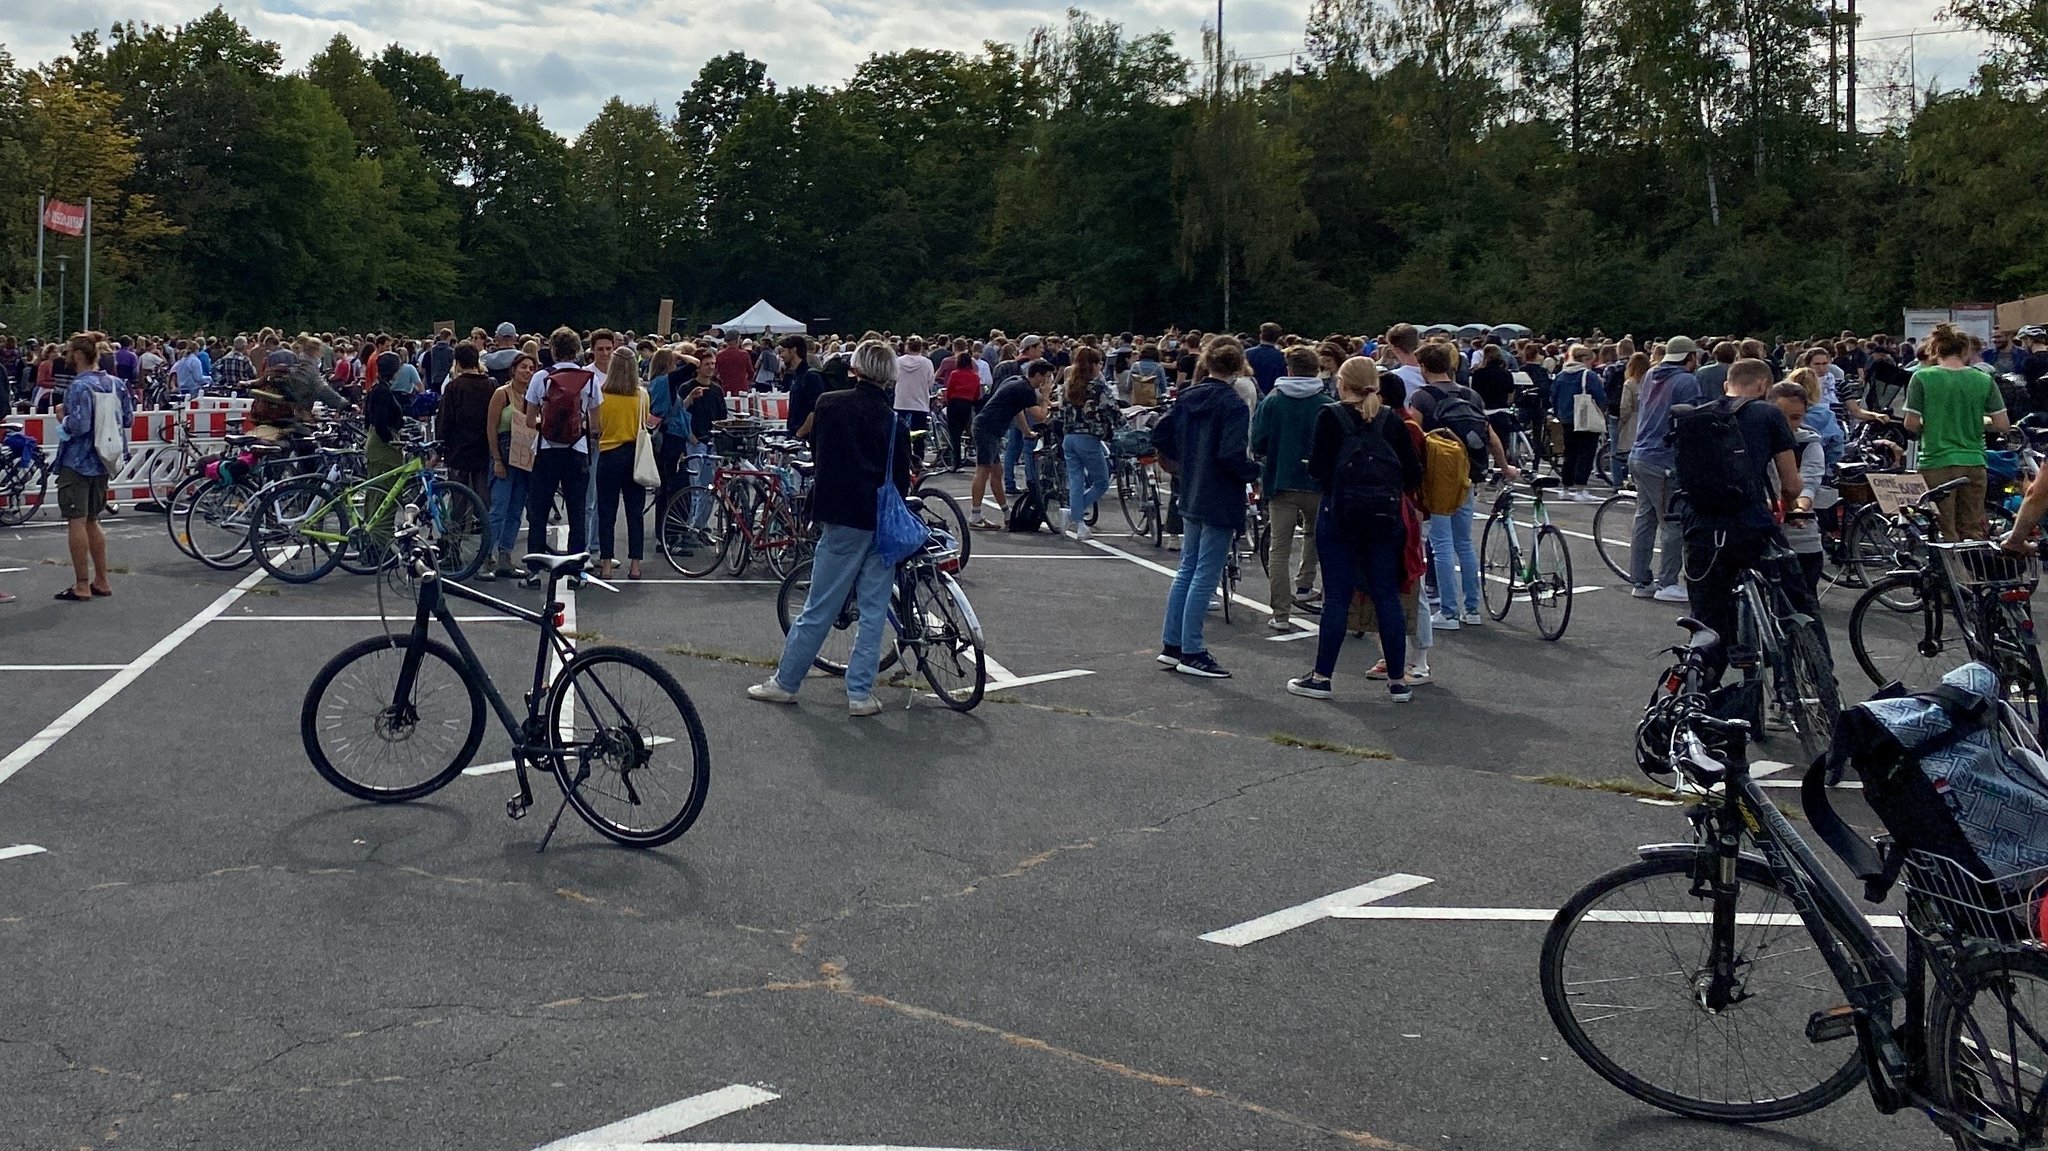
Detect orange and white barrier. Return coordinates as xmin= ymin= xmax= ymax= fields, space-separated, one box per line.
xmin=6 ymin=398 xmax=254 ymax=505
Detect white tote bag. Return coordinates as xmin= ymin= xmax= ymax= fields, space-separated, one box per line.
xmin=1572 ymin=385 xmax=1604 ymax=434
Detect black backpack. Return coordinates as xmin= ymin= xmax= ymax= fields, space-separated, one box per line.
xmin=1330 ymin=406 xmax=1406 ymax=539
xmin=1417 ymin=384 xmax=1489 ymax=480
xmin=1670 ymin=397 xmax=1765 ymax=518
xmin=1006 ymin=486 xmax=1046 ymax=533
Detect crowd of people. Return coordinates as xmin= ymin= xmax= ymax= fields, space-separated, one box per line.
xmin=9 ymin=316 xmax=2039 ymax=718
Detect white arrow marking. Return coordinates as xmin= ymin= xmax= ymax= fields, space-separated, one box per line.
xmin=463 ymin=737 xmax=677 ymax=777
xmin=1200 ymin=874 xmax=1435 ymax=947
xmin=0 ymin=844 xmax=48 ymax=861
xmin=536 ymin=1085 xmax=779 ymax=1151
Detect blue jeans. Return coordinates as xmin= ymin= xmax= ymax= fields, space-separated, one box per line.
xmin=1162 ymin=517 xmax=1233 ymax=655
xmin=1424 ymin=490 xmax=1480 ymax=615
xmin=773 ymin=524 xmax=896 ymax=701
xmin=490 ymin=467 xmax=529 ymax=558
xmin=1315 ymin=507 xmax=1405 ymax=679
xmin=1004 ymin=426 xmax=1040 ymax=492
xmin=685 ymin=441 xmax=714 ymax=530
xmin=1628 ymin=457 xmax=1683 ymax=589
xmin=1606 ymin=417 xmax=1628 ymax=486
xmin=1063 ymin=433 xmax=1109 ymax=523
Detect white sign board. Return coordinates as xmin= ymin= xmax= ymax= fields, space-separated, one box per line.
xmin=1868 ymin=471 xmax=1929 ymax=515
xmin=1903 ymin=309 xmax=1951 ymax=345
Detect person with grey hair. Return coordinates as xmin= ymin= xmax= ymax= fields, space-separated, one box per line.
xmin=215 ymin=335 xmax=256 ymax=392
xmin=749 ymin=339 xmax=913 ymax=717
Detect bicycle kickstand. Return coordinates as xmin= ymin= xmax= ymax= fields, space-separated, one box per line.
xmin=535 ymin=791 xmax=574 ymax=854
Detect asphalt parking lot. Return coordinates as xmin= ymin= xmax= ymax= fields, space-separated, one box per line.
xmin=0 ymin=478 xmax=1946 ymax=1151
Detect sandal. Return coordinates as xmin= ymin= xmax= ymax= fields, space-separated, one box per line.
xmin=627 ymin=564 xmax=643 ymax=580
xmin=53 ymin=588 xmax=89 ymax=602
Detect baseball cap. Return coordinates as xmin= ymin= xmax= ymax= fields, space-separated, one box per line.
xmin=495 ymin=321 xmax=517 ymax=338
xmin=1020 ymin=334 xmax=1044 ymax=350
xmin=1661 ymin=335 xmax=1699 ymax=363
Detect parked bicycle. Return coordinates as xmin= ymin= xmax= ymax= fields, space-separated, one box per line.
xmin=300 ymin=519 xmax=710 ymax=850
xmin=1479 ymin=475 xmax=1573 ymax=640
xmin=0 ymin=421 xmax=53 ymax=527
xmin=247 ymin=437 xmax=487 ymax=584
xmin=1545 ymin=702 xmax=2048 ymax=1148
xmin=1722 ymin=520 xmax=1842 ymax=763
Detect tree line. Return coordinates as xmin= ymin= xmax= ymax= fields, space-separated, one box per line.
xmin=1 ymin=2 xmax=2044 ymax=341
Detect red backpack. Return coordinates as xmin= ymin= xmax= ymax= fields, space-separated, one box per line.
xmin=538 ymin=367 xmax=595 ymax=443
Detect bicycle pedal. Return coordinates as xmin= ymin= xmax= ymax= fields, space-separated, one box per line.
xmin=506 ymin=797 xmax=530 ymax=821
xmin=1805 ymin=1005 xmax=1857 ymax=1043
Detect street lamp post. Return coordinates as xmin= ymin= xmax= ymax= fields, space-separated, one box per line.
xmin=54 ymin=254 xmax=69 ymax=340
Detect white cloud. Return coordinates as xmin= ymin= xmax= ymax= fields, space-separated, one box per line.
xmin=2 ymin=0 xmax=1988 ymax=136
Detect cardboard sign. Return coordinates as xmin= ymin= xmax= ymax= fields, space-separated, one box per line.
xmin=1867 ymin=471 xmax=1928 ymax=515
xmin=508 ymin=420 xmax=538 ymax=471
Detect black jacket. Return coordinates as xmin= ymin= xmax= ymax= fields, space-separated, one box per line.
xmin=808 ymin=384 xmax=912 ymax=531
xmin=1307 ymin=403 xmax=1423 ymax=496
xmin=1155 ymin=378 xmax=1259 ymax=530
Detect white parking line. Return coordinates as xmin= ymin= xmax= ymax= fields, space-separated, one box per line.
xmin=1327 ymin=905 xmax=1905 ymax=929
xmin=1082 ymin=538 xmax=1293 ymax=617
xmin=0 ymin=664 xmax=130 ymax=671
xmin=213 ymin=615 xmax=517 ymax=623
xmin=0 ymin=566 xmax=272 ymax=788
xmin=1199 ymin=874 xmax=1435 ymax=947
xmin=984 ymin=669 xmax=1095 ymax=692
xmin=0 ymin=844 xmax=48 ymax=861
xmin=535 ymin=1084 xmax=780 ymax=1151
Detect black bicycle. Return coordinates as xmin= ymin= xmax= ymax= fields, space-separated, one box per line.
xmin=1546 ymin=701 xmax=2048 ymax=1146
xmin=300 ymin=523 xmax=710 ymax=849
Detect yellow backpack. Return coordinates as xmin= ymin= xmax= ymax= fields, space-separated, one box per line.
xmin=1418 ymin=427 xmax=1473 ymax=515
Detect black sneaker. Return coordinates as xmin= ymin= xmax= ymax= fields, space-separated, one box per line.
xmin=1175 ymin=651 xmax=1231 ymax=679
xmin=1156 ymin=643 xmax=1183 ymax=667
xmin=1388 ymin=682 xmax=1413 ymax=703
xmin=1286 ymin=673 xmax=1332 ymax=699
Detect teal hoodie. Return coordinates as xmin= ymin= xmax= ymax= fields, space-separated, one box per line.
xmin=1251 ymin=376 xmax=1336 ymax=494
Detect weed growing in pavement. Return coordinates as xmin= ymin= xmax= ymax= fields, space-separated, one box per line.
xmin=663 ymin=644 xmax=778 ymax=669
xmin=563 ymin=630 xmax=605 ymax=642
xmin=1519 ymin=773 xmax=1676 ymax=801
xmin=1266 ymin=733 xmax=1395 ymax=761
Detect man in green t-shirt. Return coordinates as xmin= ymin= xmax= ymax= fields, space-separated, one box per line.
xmin=1904 ymin=325 xmax=2012 ymax=540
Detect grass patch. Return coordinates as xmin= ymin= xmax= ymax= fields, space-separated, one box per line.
xmin=984 ymin=696 xmax=1098 ymax=716
xmin=246 ymin=586 xmax=281 ymax=596
xmin=1267 ymin=732 xmax=1395 ymax=761
xmin=563 ymin=630 xmax=605 ymax=642
xmin=663 ymin=644 xmax=778 ymax=669
xmin=1519 ymin=774 xmax=1676 ymax=802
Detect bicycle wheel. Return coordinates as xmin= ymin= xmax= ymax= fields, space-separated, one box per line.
xmin=725 ymin=478 xmax=764 ymax=578
xmin=1479 ymin=511 xmax=1516 ymax=621
xmin=252 ymin=476 xmax=345 ymax=584
xmin=912 ymin=485 xmax=971 ymax=572
xmin=1849 ymin=505 xmax=1907 ymax=593
xmin=1781 ymin=624 xmax=1842 ymax=764
xmin=0 ymin=459 xmax=47 ymax=527
xmin=185 ymin=480 xmax=261 ymax=570
xmin=1146 ymin=478 xmax=1163 ymax=547
xmin=1529 ymin=524 xmax=1574 ymax=641
xmin=1540 ymin=854 xmax=1867 ymax=1123
xmin=301 ymin=634 xmax=484 ymax=802
xmin=1220 ymin=544 xmax=1238 ymax=624
xmin=1929 ymin=945 xmax=2048 ymax=1150
xmin=1254 ymin=512 xmax=1271 ymax=574
xmin=1509 ymin=431 xmax=1538 ymax=476
xmin=545 ymin=646 xmax=710 ymax=848
xmin=165 ymin=469 xmax=212 ymax=558
xmin=421 ymin=480 xmax=488 ymax=582
xmin=1593 ymin=493 xmax=1635 ymax=581
xmin=660 ymin=485 xmax=730 ymax=578
xmin=1116 ymin=462 xmax=1141 ymax=533
xmin=1849 ymin=574 xmax=1971 ymax=690
xmin=776 ymin=559 xmax=901 ymax=676
xmin=907 ymin=568 xmax=986 ymax=711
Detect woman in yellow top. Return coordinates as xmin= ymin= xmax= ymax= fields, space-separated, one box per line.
xmin=592 ymin=346 xmax=653 ymax=579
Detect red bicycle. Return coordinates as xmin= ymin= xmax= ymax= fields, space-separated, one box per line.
xmin=658 ymin=420 xmax=813 ymax=579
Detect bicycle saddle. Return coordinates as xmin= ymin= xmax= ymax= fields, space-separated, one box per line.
xmin=523 ymin=552 xmax=589 ymax=577
xmin=1677 ymin=617 xmax=1722 ymax=651
xmin=222 ymin=434 xmax=264 ymax=447
xmin=1528 ymin=476 xmax=1562 ymax=491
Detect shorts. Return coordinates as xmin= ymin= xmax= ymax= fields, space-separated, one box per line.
xmin=56 ymin=468 xmax=107 ymax=522
xmin=973 ymin=429 xmax=1004 ymax=465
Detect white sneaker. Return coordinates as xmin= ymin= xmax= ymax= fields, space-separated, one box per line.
xmin=1208 ymin=597 xmax=1224 ymax=613
xmin=1430 ymin=612 xmax=1461 ymax=631
xmin=1630 ymin=584 xmax=1655 ymax=599
xmin=1051 ymin=507 xmax=1067 ymax=531
xmin=1573 ymin=490 xmax=1603 ymax=503
xmin=1460 ymin=610 xmax=1483 ymax=626
xmin=847 ymin=696 xmax=883 ymax=717
xmin=1653 ymin=583 xmax=1689 ymax=603
xmin=1266 ymin=616 xmax=1294 ymax=632
xmin=1167 ymin=536 xmax=1182 ymax=551
xmin=747 ymin=680 xmax=799 ymax=704
xmin=1074 ymin=522 xmax=1092 ymax=542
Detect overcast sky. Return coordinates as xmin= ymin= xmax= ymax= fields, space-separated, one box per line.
xmin=2 ymin=0 xmax=1992 ymax=136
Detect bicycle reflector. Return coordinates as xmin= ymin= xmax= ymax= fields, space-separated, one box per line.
xmin=549 ymin=603 xmax=566 ymax=628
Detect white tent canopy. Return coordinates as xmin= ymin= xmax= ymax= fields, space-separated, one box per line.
xmin=718 ymin=300 xmax=807 ymax=335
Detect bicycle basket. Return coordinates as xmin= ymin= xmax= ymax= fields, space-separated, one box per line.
xmin=1933 ymin=542 xmax=2040 ymax=592
xmin=1898 ymin=850 xmax=2048 ymax=945
xmin=712 ymin=417 xmax=766 ymax=457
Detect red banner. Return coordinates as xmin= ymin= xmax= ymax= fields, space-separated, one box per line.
xmin=42 ymin=199 xmax=85 ymax=237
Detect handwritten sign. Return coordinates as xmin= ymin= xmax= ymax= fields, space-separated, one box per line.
xmin=1867 ymin=471 xmax=1928 ymax=515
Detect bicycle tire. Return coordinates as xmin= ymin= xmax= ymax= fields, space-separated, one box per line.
xmin=912 ymin=485 xmax=972 ymax=572
xmin=1782 ymin=624 xmax=1842 ymax=764
xmin=1221 ymin=545 xmax=1237 ymax=624
xmin=252 ymin=476 xmax=345 ymax=584
xmin=908 ymin=569 xmax=985 ymax=711
xmin=1849 ymin=504 xmax=1906 ymax=593
xmin=1480 ymin=511 xmax=1515 ymax=621
xmin=660 ymin=484 xmax=730 ymax=578
xmin=1147 ymin=479 xmax=1163 ymax=547
xmin=1849 ymin=573 xmax=1970 ymax=690
xmin=165 ymin=469 xmax=212 ymax=558
xmin=1117 ymin=463 xmax=1140 ymax=533
xmin=775 ymin=559 xmax=901 ymax=676
xmin=1928 ymin=945 xmax=2048 ymax=1150
xmin=301 ymin=634 xmax=484 ymax=802
xmin=545 ymin=646 xmax=711 ymax=848
xmin=724 ymin=478 xmax=763 ymax=578
xmin=1255 ymin=513 xmax=1271 ymax=575
xmin=1529 ymin=524 xmax=1574 ymax=641
xmin=0 ymin=458 xmax=47 ymax=527
xmin=1593 ymin=492 xmax=1634 ymax=581
xmin=1540 ymin=854 xmax=1868 ymax=1123
xmin=185 ymin=480 xmax=261 ymax=571
xmin=420 ymin=479 xmax=489 ymax=583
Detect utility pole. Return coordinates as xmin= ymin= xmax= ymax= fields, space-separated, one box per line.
xmin=1845 ymin=0 xmax=1857 ymax=134
xmin=55 ymin=254 xmax=68 ymax=340
xmin=1828 ymin=0 xmax=1840 ymax=132
xmin=1216 ymin=0 xmax=1230 ymax=332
